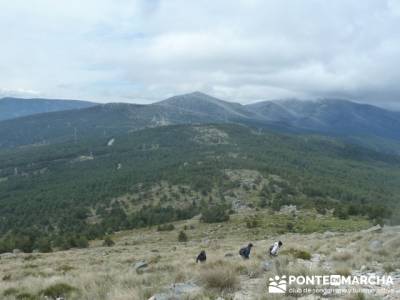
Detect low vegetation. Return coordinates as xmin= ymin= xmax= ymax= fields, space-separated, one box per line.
xmin=198 ymin=261 xmax=239 ymax=292
xmin=0 ymin=211 xmax=398 ymax=300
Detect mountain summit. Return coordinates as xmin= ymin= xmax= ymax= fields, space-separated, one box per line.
xmin=158 ymin=91 xmax=257 ymax=121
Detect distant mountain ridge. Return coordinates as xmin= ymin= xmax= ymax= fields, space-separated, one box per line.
xmin=247 ymin=98 xmax=400 ymax=140
xmin=1 ymin=92 xmax=400 ymax=153
xmin=0 ymin=97 xmax=97 ymax=121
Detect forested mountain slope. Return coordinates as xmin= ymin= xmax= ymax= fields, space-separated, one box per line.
xmin=0 ymin=124 xmax=398 ymax=252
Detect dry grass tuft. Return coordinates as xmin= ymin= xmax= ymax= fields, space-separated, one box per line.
xmin=335 ymin=267 xmax=352 ymax=276
xmin=332 ymin=251 xmax=353 ymax=261
xmin=198 ymin=261 xmax=239 ymax=292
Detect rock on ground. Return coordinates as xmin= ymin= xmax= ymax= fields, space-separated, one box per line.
xmin=149 ymin=282 xmax=201 ymax=300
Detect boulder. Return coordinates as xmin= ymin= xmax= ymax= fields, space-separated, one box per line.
xmin=170 ymin=282 xmax=201 ymax=295
xmin=0 ymin=252 xmax=15 ymax=259
xmin=261 ymin=261 xmax=273 ymax=272
xmin=134 ymin=261 xmax=148 ymax=272
xmin=202 ymin=238 xmax=210 ymax=246
xmin=311 ymin=253 xmax=323 ymax=263
xmin=279 ymin=205 xmax=297 ymax=215
xmin=362 ymin=224 xmax=382 ymax=233
xmin=148 ymin=294 xmax=169 ymax=300
xmin=369 ymin=240 xmax=383 ymax=252
xmin=360 ymin=265 xmax=367 ymax=272
xmin=323 ymin=231 xmax=335 ymax=238
xmin=148 ymin=282 xmax=201 ymax=300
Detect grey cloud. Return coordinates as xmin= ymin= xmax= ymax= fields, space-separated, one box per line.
xmin=1 ymin=0 xmax=400 ymax=108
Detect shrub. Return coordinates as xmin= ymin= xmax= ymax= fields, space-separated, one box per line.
xmin=56 ymin=264 xmax=75 ymax=273
xmin=201 ymin=204 xmax=230 ymax=223
xmin=36 ymin=237 xmax=52 ymax=253
xmin=293 ymin=249 xmax=311 ymax=260
xmin=383 ymin=263 xmax=395 ymax=273
xmin=103 ymin=236 xmax=115 ymax=247
xmin=286 ymin=222 xmax=295 ymax=232
xmin=15 ymin=293 xmax=38 ymax=300
xmin=333 ymin=207 xmax=349 ymax=219
xmin=258 ymin=197 xmax=268 ymax=208
xmin=2 ymin=274 xmax=11 ymax=281
xmin=199 ymin=262 xmax=239 ymax=292
xmin=332 ymin=251 xmax=353 ymax=261
xmin=315 ymin=206 xmax=326 ymax=215
xmin=282 ymin=248 xmax=312 ymax=260
xmin=3 ymin=288 xmax=19 ymax=296
xmin=40 ymin=283 xmax=78 ymax=298
xmin=75 ymin=236 xmax=89 ymax=248
xmin=157 ymin=224 xmax=175 ymax=231
xmin=178 ymin=231 xmax=188 ymax=242
xmin=335 ymin=267 xmax=352 ymax=276
xmin=351 ymin=293 xmax=366 ymax=300
xmin=245 ymin=216 xmax=260 ymax=228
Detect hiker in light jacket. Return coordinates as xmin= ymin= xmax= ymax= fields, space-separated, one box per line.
xmin=269 ymin=241 xmax=283 ymax=256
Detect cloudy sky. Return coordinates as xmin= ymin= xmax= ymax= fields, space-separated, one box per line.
xmin=1 ymin=0 xmax=400 ymax=107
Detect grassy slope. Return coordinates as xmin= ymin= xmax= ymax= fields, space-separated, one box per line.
xmin=1 ymin=209 xmax=399 ymax=300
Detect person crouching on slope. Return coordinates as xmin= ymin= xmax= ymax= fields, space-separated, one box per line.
xmin=269 ymin=240 xmax=283 ymax=256
xmin=196 ymin=250 xmax=206 ymax=263
xmin=239 ymin=243 xmax=253 ymax=259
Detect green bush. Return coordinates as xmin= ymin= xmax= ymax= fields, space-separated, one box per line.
xmin=15 ymin=293 xmax=39 ymax=300
xmin=103 ymin=236 xmax=115 ymax=247
xmin=3 ymin=288 xmax=19 ymax=296
xmin=178 ymin=231 xmax=188 ymax=242
xmin=157 ymin=224 xmax=175 ymax=231
xmin=40 ymin=283 xmax=77 ymax=298
xmin=286 ymin=222 xmax=295 ymax=232
xmin=75 ymin=236 xmax=89 ymax=248
xmin=201 ymin=204 xmax=230 ymax=223
xmin=36 ymin=237 xmax=52 ymax=253
xmin=245 ymin=216 xmax=260 ymax=228
xmin=333 ymin=206 xmax=349 ymax=220
xmin=294 ymin=249 xmax=311 ymax=260
xmin=282 ymin=248 xmax=312 ymax=260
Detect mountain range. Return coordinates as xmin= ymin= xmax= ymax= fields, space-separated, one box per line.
xmin=1 ymin=92 xmax=399 ymax=252
xmin=0 ymin=97 xmax=96 ymax=121
xmin=1 ymin=92 xmax=400 ymax=153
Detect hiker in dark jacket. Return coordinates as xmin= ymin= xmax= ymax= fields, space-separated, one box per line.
xmin=196 ymin=250 xmax=206 ymax=263
xmin=239 ymin=243 xmax=253 ymax=259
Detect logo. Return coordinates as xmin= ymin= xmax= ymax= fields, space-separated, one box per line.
xmin=268 ymin=275 xmax=287 ymax=293
xmin=267 ymin=274 xmax=394 ymax=295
